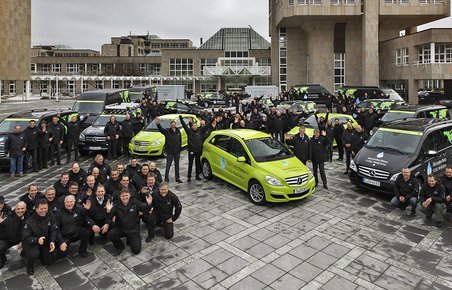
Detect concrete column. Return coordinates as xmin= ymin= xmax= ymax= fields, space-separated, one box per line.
xmin=110 ymin=77 xmax=113 ymax=88
xmin=362 ymin=0 xmax=379 ymax=86
xmin=408 ymin=79 xmax=418 ymax=104
xmin=84 ymin=63 xmax=88 ymax=74
xmin=48 ymin=80 xmax=52 ymax=99
xmin=25 ymin=80 xmax=31 ymax=101
xmin=56 ymin=77 xmax=59 ymax=99
xmin=0 ymin=80 xmax=2 ymax=103
xmin=81 ymin=77 xmax=84 ymax=94
xmin=217 ymin=76 xmax=221 ymax=91
xmin=430 ymin=42 xmax=435 ymax=64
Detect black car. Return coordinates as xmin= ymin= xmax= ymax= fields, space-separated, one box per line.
xmin=0 ymin=109 xmax=77 ymax=168
xmin=338 ymin=86 xmax=405 ymax=104
xmin=198 ymin=92 xmax=228 ymax=107
xmin=360 ymin=99 xmax=406 ymax=114
xmin=418 ymin=89 xmax=444 ymax=105
xmin=292 ymin=84 xmax=331 ymax=104
xmin=163 ymin=100 xmax=205 ymax=116
xmin=349 ymin=119 xmax=452 ymax=194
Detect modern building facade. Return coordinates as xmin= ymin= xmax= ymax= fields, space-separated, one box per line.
xmin=269 ymin=0 xmax=451 ymax=103
xmin=0 ymin=0 xmax=31 ymax=97
xmin=29 ymin=28 xmax=271 ymax=97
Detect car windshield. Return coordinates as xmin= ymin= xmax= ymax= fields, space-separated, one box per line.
xmin=128 ymin=93 xmax=143 ymax=102
xmin=144 ymin=118 xmax=179 ymax=131
xmin=381 ymin=89 xmax=404 ymax=101
xmin=187 ymin=103 xmax=204 ymax=110
xmin=245 ymin=137 xmax=293 ymax=162
xmin=366 ymin=128 xmax=422 ymax=155
xmin=0 ymin=119 xmax=37 ymax=133
xmin=380 ymin=111 xmax=415 ymax=122
xmin=299 ymin=114 xmax=319 ymax=128
xmin=93 ymin=115 xmax=125 ymax=126
xmin=73 ymin=101 xmax=104 ymax=114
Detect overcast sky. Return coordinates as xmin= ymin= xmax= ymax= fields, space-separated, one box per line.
xmin=32 ymin=0 xmax=269 ymax=50
xmin=32 ymin=0 xmax=451 ymax=50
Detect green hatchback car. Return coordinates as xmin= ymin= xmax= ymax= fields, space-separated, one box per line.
xmin=201 ymin=129 xmax=316 ymax=204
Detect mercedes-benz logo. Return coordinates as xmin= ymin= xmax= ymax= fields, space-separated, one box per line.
xmin=94 ymin=137 xmax=99 ymax=142
xmin=297 ymin=177 xmax=303 ymax=184
xmin=369 ymin=170 xmax=376 ymax=177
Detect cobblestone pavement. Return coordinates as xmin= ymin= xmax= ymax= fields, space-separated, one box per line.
xmin=0 ymin=148 xmax=452 ymax=290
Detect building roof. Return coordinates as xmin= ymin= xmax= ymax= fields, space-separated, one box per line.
xmin=198 ymin=27 xmax=270 ymax=51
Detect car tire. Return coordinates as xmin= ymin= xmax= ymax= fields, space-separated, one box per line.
xmin=202 ymin=160 xmax=213 ymax=180
xmin=79 ymin=149 xmax=89 ymax=156
xmin=162 ymin=148 xmax=167 ymax=158
xmin=248 ymin=180 xmax=266 ymax=205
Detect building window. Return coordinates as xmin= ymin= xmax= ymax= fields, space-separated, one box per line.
xmin=67 ymin=81 xmax=75 ymax=94
xmin=169 ymin=58 xmax=193 ymax=77
xmin=418 ymin=45 xmax=431 ymax=64
xmin=82 ymin=82 xmax=88 ymax=92
xmin=9 ymin=81 xmax=16 ymax=95
xmin=402 ymin=48 xmax=409 ymax=65
xmin=224 ymin=51 xmax=249 ymax=58
xmin=201 ymin=58 xmax=217 ymax=75
xmin=279 ymin=28 xmax=287 ymax=92
xmin=289 ymin=0 xmax=294 ymax=5
xmin=200 ymin=81 xmax=217 ymax=92
xmin=31 ymin=63 xmax=36 ymax=73
xmin=51 ymin=63 xmax=61 ymax=73
xmin=67 ymin=63 xmax=79 ymax=73
xmin=95 ymin=81 xmax=103 ymax=89
xmin=256 ymin=58 xmax=271 ymax=66
xmin=334 ymin=53 xmax=345 ymax=92
xmin=297 ymin=0 xmax=308 ymax=4
xmin=435 ymin=44 xmax=452 ymax=63
xmin=40 ymin=64 xmax=49 ymax=74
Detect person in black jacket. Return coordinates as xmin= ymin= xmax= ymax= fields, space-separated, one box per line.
xmin=68 ymin=162 xmax=87 ymax=187
xmin=58 ymin=113 xmax=84 ymax=163
xmin=333 ymin=118 xmax=344 ymax=161
xmin=23 ymin=120 xmax=40 ymax=173
xmin=106 ymin=188 xmax=153 ymax=256
xmin=125 ymin=158 xmax=141 ymax=179
xmin=0 ymin=201 xmax=26 ymax=269
xmin=105 ymin=170 xmax=121 ymax=198
xmin=272 ymin=110 xmax=285 ymax=142
xmin=132 ymin=163 xmax=149 ymax=193
xmin=119 ymin=113 xmax=134 ymax=158
xmin=285 ymin=126 xmax=310 ymax=164
xmin=390 ymin=168 xmax=419 ymax=216
xmin=88 ymin=154 xmax=112 ymax=185
xmin=114 ymin=175 xmax=137 ymax=202
xmin=5 ymin=124 xmax=27 ymax=178
xmin=351 ymin=125 xmax=368 ymax=157
xmin=43 ymin=187 xmax=60 ymax=217
xmin=21 ymin=199 xmax=57 ymax=275
xmin=84 ymin=185 xmax=111 ymax=244
xmin=156 ymin=117 xmax=183 ymax=183
xmin=0 ymin=195 xmax=12 ymax=217
xmin=149 ymin=162 xmax=163 ymax=184
xmin=139 ymin=173 xmax=159 ymax=203
xmin=53 ymin=172 xmax=70 ymax=198
xmin=419 ymin=175 xmax=446 ymax=226
xmin=149 ymin=182 xmax=182 ymax=240
xmin=104 ymin=115 xmax=121 ymax=160
xmin=37 ymin=121 xmax=51 ymax=170
xmin=364 ymin=108 xmax=379 ymax=135
xmin=309 ymin=129 xmax=330 ymax=189
xmin=342 ymin=122 xmax=355 ymax=174
xmin=442 ymin=166 xmax=452 ymax=214
xmin=64 ymin=182 xmax=85 ymax=206
xmin=180 ymin=115 xmax=203 ymax=181
xmin=48 ymin=116 xmax=64 ymax=166
xmin=56 ymin=195 xmax=92 ymax=258
xmin=19 ymin=184 xmax=43 ymax=216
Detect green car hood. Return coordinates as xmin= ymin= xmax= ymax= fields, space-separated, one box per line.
xmin=132 ymin=131 xmax=164 ymax=143
xmin=259 ymin=156 xmax=310 ymax=178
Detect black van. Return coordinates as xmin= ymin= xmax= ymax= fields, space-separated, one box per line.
xmin=377 ymin=105 xmax=450 ymax=126
xmin=292 ymin=84 xmax=331 ymax=104
xmin=338 ymin=86 xmax=405 ymax=103
xmin=0 ymin=109 xmax=77 ymax=168
xmin=128 ymin=86 xmax=157 ymax=103
xmin=72 ymin=89 xmax=130 ymax=129
xmin=349 ymin=118 xmax=452 ymax=193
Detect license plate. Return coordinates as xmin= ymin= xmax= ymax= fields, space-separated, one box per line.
xmin=362 ymin=178 xmax=380 ymax=187
xmin=135 ymin=149 xmax=147 ymax=153
xmin=294 ymin=188 xmax=309 ymax=194
xmin=89 ymin=146 xmax=102 ymax=151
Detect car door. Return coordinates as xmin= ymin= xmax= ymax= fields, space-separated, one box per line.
xmin=419 ymin=131 xmax=445 ymax=178
xmin=228 ymin=138 xmax=252 ymax=189
xmin=208 ymin=134 xmax=233 ymax=181
xmin=440 ymin=125 xmax=452 ymax=165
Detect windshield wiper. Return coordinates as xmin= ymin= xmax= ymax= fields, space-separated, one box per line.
xmin=367 ymin=145 xmax=409 ymax=155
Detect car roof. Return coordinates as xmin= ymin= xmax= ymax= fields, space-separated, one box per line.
xmin=381 ymin=118 xmax=452 ymax=132
xmin=5 ymin=109 xmax=76 ymax=119
xmin=211 ymin=129 xmax=270 ymax=140
xmin=388 ymin=104 xmax=447 ymax=112
xmin=362 ymin=99 xmax=401 ymax=103
xmin=159 ymin=114 xmax=197 ymax=120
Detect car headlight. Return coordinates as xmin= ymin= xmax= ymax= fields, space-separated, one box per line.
xmin=0 ymin=136 xmax=5 ymax=142
xmin=151 ymin=139 xmax=162 ymax=146
xmin=308 ymin=168 xmax=313 ymax=179
xmin=390 ymin=172 xmax=400 ymax=182
xmin=266 ymin=175 xmax=283 ymax=186
xmin=79 ymin=133 xmax=85 ymax=141
xmin=350 ymin=160 xmax=357 ymax=172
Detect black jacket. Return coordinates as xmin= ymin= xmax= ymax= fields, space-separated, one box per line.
xmin=441 ymin=175 xmax=452 ymax=197
xmin=5 ymin=132 xmax=27 ymax=157
xmin=105 ymin=178 xmax=121 ymax=197
xmin=119 ymin=119 xmax=134 ymax=138
xmin=351 ymin=131 xmax=368 ymax=154
xmin=0 ymin=203 xmax=12 ymax=217
xmin=0 ymin=212 xmax=25 ymax=244
xmin=272 ymin=115 xmax=284 ymax=132
xmin=149 ymin=169 xmax=163 ymax=184
xmin=86 ymin=195 xmax=112 ymax=225
xmin=38 ymin=128 xmax=51 ymax=149
xmin=22 ymin=212 xmax=58 ymax=246
xmin=24 ymin=126 xmax=40 ymax=150
xmin=108 ymin=199 xmax=152 ymax=233
xmin=138 ymin=184 xmax=159 ymax=204
xmin=48 ymin=122 xmax=64 ymax=144
xmin=132 ymin=172 xmax=148 ymax=193
xmin=152 ymin=191 xmax=182 ymax=222
xmin=394 ymin=175 xmax=419 ymax=200
xmin=180 ymin=117 xmax=203 ymax=153
xmin=60 ymin=117 xmax=82 ymax=141
xmin=419 ymin=183 xmax=446 ymax=204
xmin=60 ymin=192 xmax=85 ymax=206
xmin=68 ymin=168 xmax=87 ymax=187
xmin=20 ymin=192 xmax=43 ymax=215
xmin=333 ymin=124 xmax=344 ymax=143
xmin=53 ymin=181 xmax=70 ymax=198
xmin=111 ymin=185 xmax=137 ymax=203
xmin=104 ymin=121 xmax=121 ymax=139
xmin=286 ymin=133 xmax=310 ymax=163
xmin=88 ymin=162 xmax=112 ymax=185
xmin=342 ymin=128 xmax=355 ymax=152
xmin=125 ymin=164 xmax=141 ymax=179
xmin=309 ymin=135 xmax=330 ymax=163
xmin=56 ymin=205 xmax=92 ymax=243
xmin=157 ymin=124 xmax=182 ymax=154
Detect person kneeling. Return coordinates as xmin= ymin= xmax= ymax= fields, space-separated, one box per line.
xmin=390 ymin=168 xmax=419 ymax=216
xmin=0 ymin=201 xmax=27 ymax=269
xmin=106 ymin=189 xmax=153 ymax=256
xmin=419 ymin=175 xmax=446 ymax=227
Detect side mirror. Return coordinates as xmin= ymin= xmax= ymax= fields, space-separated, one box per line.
xmin=427 ymin=150 xmax=437 ymax=156
xmin=237 ymin=156 xmax=246 ymax=162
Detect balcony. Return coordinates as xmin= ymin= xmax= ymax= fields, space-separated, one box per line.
xmin=380 ymin=0 xmax=450 ymax=16
xmin=285 ymin=0 xmax=362 ymax=16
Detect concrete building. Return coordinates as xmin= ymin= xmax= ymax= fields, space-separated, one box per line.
xmin=0 ymin=0 xmax=31 ymax=97
xmin=269 ymin=0 xmax=451 ymax=103
xmin=30 ymin=28 xmax=271 ymax=96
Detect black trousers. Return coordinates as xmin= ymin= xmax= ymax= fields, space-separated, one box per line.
xmin=345 ymin=150 xmax=352 ymax=172
xmin=0 ymin=240 xmax=16 ymax=264
xmin=122 ymin=137 xmax=132 ymax=157
xmin=22 ymin=244 xmax=56 ymax=268
xmin=107 ymin=139 xmax=118 ymax=160
xmin=107 ymin=228 xmax=141 ymax=254
xmin=66 ymin=139 xmax=79 ymax=162
xmin=148 ymin=212 xmax=174 ymax=240
xmin=335 ymin=139 xmax=344 ymax=159
xmin=188 ymin=151 xmax=201 ymax=178
xmin=50 ymin=143 xmax=61 ymax=165
xmin=60 ymin=228 xmax=90 ymax=254
xmin=274 ymin=130 xmax=284 ymax=143
xmin=38 ymin=146 xmax=49 ymax=169
xmin=25 ymin=148 xmax=38 ymax=171
xmin=165 ymin=153 xmax=180 ymax=182
xmin=312 ymin=162 xmax=327 ymax=186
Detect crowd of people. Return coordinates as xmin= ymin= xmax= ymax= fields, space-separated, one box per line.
xmin=0 ymin=156 xmax=181 ymax=275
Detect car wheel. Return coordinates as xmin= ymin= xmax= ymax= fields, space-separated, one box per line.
xmin=248 ymin=180 xmax=266 ymax=205
xmin=79 ymin=149 xmax=89 ymax=156
xmin=202 ymin=160 xmax=213 ymax=180
xmin=162 ymin=148 xmax=167 ymax=158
